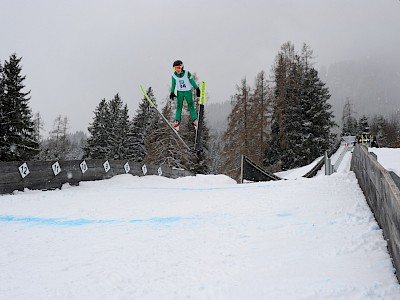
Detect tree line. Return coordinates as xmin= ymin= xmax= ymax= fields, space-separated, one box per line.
xmin=3 ymin=44 xmax=398 ymax=181
xmin=0 ymin=53 xmax=210 ymax=173
xmin=342 ymin=97 xmax=400 ymax=147
xmin=82 ymin=85 xmax=210 ymax=174
xmin=222 ymin=42 xmax=337 ymax=180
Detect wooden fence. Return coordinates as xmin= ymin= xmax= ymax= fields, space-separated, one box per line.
xmin=351 ymin=145 xmax=400 ymax=282
xmin=0 ymin=160 xmax=192 ymax=195
xmin=240 ymin=141 xmax=342 ymax=182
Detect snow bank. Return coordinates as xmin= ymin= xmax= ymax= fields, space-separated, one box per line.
xmin=1 ymin=168 xmax=399 ymax=299
xmin=369 ymin=147 xmax=400 ymax=177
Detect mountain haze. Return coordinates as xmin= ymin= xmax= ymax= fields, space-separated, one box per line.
xmin=321 ymin=59 xmax=400 ymax=121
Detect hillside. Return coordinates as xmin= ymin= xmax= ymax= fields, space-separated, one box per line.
xmin=321 ymin=59 xmax=400 ymax=121
xmin=204 ymin=101 xmax=232 ymax=133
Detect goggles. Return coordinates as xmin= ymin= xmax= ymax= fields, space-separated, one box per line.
xmin=173 ymin=65 xmax=183 ymax=71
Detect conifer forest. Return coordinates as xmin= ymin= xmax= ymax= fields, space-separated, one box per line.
xmin=1 ymin=42 xmax=400 ymax=181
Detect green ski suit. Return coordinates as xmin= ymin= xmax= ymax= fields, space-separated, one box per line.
xmin=171 ymin=70 xmax=198 ymax=123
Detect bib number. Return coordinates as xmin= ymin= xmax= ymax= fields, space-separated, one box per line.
xmin=179 ymin=80 xmax=187 ymax=89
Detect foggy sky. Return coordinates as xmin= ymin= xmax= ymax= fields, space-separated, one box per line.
xmin=1 ymin=0 xmax=399 ymax=134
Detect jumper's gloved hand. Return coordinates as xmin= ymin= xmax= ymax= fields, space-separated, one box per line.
xmin=169 ymin=93 xmax=176 ymax=100
xmin=196 ymin=88 xmax=201 ymax=97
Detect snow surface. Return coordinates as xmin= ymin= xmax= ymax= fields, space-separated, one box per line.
xmin=1 ymin=150 xmax=400 ymax=299
xmin=275 ymin=156 xmax=323 ymax=179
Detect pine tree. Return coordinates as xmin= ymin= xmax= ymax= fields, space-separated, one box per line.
xmin=358 ymin=115 xmax=370 ymax=134
xmin=301 ymin=67 xmax=336 ymax=164
xmin=370 ymin=114 xmax=386 ymax=142
xmin=0 ymin=54 xmax=39 ymax=161
xmin=222 ymin=78 xmax=251 ymax=181
xmin=0 ymin=60 xmax=5 ymax=156
xmin=142 ymin=73 xmax=211 ymax=174
xmin=264 ymin=42 xmax=336 ymax=171
xmin=108 ymin=94 xmax=130 ymax=160
xmin=84 ymin=99 xmax=111 ymax=159
xmin=144 ymin=101 xmax=191 ymax=169
xmin=195 ymin=116 xmax=211 ymax=174
xmin=264 ymin=44 xmax=294 ymax=171
xmin=281 ymin=55 xmax=304 ymax=169
xmin=84 ymin=95 xmax=132 ymax=160
xmin=382 ymin=113 xmax=400 ymax=147
xmin=341 ymin=98 xmax=358 ymax=136
xmin=129 ymin=87 xmax=158 ymax=162
xmin=250 ymin=71 xmax=272 ymax=165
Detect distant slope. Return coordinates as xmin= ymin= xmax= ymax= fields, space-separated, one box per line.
xmin=205 ymin=101 xmax=232 ymax=133
xmin=321 ymin=59 xmax=400 ymax=120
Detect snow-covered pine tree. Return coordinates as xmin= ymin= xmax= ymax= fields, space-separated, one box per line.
xmin=370 ymin=114 xmax=386 ymax=143
xmin=300 ymin=67 xmax=336 ymax=165
xmin=129 ymin=87 xmax=158 ymax=162
xmin=84 ymin=99 xmax=111 ymax=159
xmin=281 ymin=55 xmax=305 ymax=170
xmin=180 ymin=113 xmax=211 ymax=175
xmin=193 ymin=115 xmax=211 ymax=175
xmin=381 ymin=113 xmax=400 ymax=147
xmin=264 ymin=42 xmax=336 ymax=171
xmin=358 ymin=115 xmax=370 ymax=134
xmin=107 ymin=94 xmax=131 ymax=160
xmin=144 ymin=101 xmax=191 ymax=169
xmin=264 ymin=44 xmax=294 ymax=171
xmin=0 ymin=60 xmax=5 ymax=158
xmin=341 ymin=98 xmax=358 ymax=136
xmin=0 ymin=54 xmax=39 ymax=161
xmin=84 ymin=95 xmax=131 ymax=160
xmin=102 ymin=94 xmax=130 ymax=160
xmin=295 ymin=44 xmax=337 ymax=166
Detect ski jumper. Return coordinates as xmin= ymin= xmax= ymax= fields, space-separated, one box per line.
xmin=171 ymin=70 xmax=198 ymax=122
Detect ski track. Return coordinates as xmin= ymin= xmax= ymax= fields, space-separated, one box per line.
xmin=1 ymin=154 xmax=400 ymax=299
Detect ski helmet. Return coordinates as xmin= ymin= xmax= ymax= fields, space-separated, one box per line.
xmin=173 ymin=60 xmax=184 ymax=69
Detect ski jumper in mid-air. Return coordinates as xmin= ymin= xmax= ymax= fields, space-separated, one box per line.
xmin=169 ymin=60 xmax=200 ymax=131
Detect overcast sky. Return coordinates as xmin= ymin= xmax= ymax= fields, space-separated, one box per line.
xmin=1 ymin=0 xmax=400 ymax=134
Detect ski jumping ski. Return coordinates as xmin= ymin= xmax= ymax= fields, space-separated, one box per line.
xmin=139 ymin=85 xmax=191 ymax=152
xmin=194 ymin=81 xmax=206 ymax=153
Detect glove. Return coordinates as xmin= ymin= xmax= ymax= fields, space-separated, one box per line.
xmin=169 ymin=93 xmax=176 ymax=100
xmin=196 ymin=88 xmax=200 ymax=97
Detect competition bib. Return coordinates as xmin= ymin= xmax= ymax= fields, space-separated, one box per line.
xmin=172 ymin=71 xmax=192 ymax=91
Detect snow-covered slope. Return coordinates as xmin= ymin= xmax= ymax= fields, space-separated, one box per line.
xmin=1 ymin=151 xmax=399 ymax=299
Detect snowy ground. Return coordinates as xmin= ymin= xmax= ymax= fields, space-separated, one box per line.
xmin=368 ymin=147 xmax=400 ymax=177
xmin=1 ymin=149 xmax=400 ymax=299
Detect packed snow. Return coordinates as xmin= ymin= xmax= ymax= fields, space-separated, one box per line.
xmin=369 ymin=147 xmax=400 ymax=177
xmin=1 ymin=148 xmax=400 ymax=299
